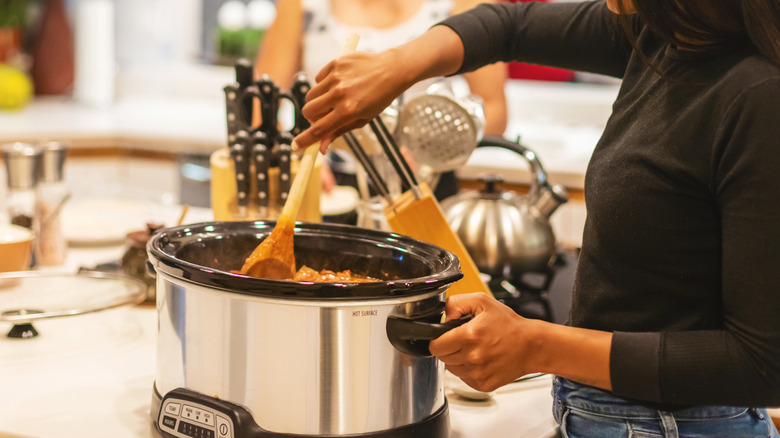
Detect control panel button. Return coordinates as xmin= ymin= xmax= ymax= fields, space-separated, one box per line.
xmin=161 ymin=415 xmax=177 ymax=430
xmin=178 ymin=420 xmax=215 ymax=438
xmin=216 ymin=415 xmax=232 ymax=438
xmin=164 ymin=402 xmax=182 ymax=416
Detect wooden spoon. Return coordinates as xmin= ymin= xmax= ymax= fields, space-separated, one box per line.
xmin=240 ymin=34 xmax=360 ymax=280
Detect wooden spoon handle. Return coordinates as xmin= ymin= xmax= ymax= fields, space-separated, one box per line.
xmin=279 ymin=33 xmax=361 ymax=224
xmin=279 ymin=141 xmax=319 ymax=222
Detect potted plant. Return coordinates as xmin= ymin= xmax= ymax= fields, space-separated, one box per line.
xmin=0 ymin=0 xmax=29 ymax=63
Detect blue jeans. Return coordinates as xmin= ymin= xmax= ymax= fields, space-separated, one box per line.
xmin=552 ymin=376 xmax=780 ymax=438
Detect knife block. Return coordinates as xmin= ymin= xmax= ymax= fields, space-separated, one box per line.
xmin=210 ymin=147 xmax=321 ymax=222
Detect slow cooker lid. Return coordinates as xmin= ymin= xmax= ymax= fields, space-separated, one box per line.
xmin=148 ymin=221 xmax=462 ymax=300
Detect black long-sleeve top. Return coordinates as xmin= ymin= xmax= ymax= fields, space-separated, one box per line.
xmin=441 ymin=1 xmax=780 ymax=408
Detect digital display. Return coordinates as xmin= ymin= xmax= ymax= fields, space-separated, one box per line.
xmin=177 ymin=420 xmax=215 ymax=438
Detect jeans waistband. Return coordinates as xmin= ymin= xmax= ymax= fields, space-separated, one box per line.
xmin=553 ymin=376 xmax=750 ymax=421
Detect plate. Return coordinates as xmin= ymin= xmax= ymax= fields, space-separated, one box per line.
xmin=321 ymin=185 xmax=360 ymax=217
xmin=61 ymin=198 xmax=163 ymax=246
xmin=61 ymin=198 xmax=213 ymax=246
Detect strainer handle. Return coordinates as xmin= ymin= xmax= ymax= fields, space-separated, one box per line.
xmin=476 ymin=135 xmax=549 ymax=201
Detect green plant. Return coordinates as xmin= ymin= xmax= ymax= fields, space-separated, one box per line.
xmin=0 ymin=0 xmax=29 ymax=28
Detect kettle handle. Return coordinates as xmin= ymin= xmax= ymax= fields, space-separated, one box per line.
xmin=476 ymin=135 xmax=550 ymax=201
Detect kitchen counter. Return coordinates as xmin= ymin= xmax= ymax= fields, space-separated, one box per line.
xmin=0 ymin=203 xmax=558 ymax=438
xmin=0 ymin=76 xmax=619 ymax=188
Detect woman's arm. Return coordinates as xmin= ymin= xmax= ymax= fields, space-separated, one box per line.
xmin=428 ymin=293 xmax=612 ymax=392
xmin=453 ymin=0 xmax=507 ymax=136
xmin=253 ymin=0 xmax=304 ymax=88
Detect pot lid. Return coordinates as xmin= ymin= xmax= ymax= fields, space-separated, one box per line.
xmin=0 ymin=271 xmax=147 ymax=338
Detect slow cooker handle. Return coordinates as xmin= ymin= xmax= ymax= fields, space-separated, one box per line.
xmin=386 ymin=313 xmax=473 ymax=357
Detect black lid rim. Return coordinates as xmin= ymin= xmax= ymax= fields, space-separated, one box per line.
xmin=148 ymin=221 xmax=463 ymax=300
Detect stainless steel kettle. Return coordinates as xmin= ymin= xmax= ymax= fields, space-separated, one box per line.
xmin=441 ymin=136 xmax=568 ymax=280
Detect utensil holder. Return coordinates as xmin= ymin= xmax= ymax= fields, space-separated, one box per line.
xmin=210 ymin=147 xmax=321 ymax=222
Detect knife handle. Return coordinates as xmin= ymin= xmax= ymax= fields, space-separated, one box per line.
xmin=277 ymin=131 xmax=293 ymax=205
xmin=252 ymin=131 xmax=270 ymax=215
xmin=223 ymin=84 xmax=242 ymax=146
xmin=230 ymin=130 xmax=252 ymax=212
xmin=289 ymin=74 xmax=311 ymax=135
xmin=235 ymin=60 xmax=255 ymax=129
xmin=255 ymin=75 xmax=279 ymax=142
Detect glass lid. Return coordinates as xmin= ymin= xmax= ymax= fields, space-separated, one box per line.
xmin=0 ymin=271 xmax=147 ymax=337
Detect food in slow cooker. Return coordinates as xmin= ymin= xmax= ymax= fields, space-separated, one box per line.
xmin=293 ymin=265 xmax=377 ymax=283
xmin=232 ymin=265 xmax=378 ymax=283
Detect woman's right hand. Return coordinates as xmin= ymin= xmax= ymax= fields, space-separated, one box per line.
xmin=294 ymin=25 xmax=467 ymax=151
xmin=296 ymin=49 xmax=412 ymax=152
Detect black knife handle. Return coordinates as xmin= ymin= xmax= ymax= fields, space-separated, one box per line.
xmin=290 ymin=74 xmax=311 ymax=135
xmin=255 ymin=75 xmax=279 ymax=142
xmin=230 ymin=130 xmax=252 ymax=209
xmin=252 ymin=131 xmax=270 ymax=212
xmin=234 ymin=60 xmax=255 ymax=130
xmin=223 ymin=84 xmax=243 ymax=145
xmin=277 ymin=131 xmax=293 ymax=205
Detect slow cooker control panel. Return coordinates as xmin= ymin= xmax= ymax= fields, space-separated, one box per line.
xmin=157 ymin=388 xmax=255 ymax=438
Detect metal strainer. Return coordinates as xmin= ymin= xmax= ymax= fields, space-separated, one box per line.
xmin=395 ymin=86 xmax=485 ymax=175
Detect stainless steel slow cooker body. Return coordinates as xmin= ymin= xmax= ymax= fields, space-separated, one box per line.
xmin=148 ymin=221 xmax=463 ymax=437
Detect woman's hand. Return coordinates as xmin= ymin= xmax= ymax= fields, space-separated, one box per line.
xmin=294 ymin=25 xmax=467 ymax=152
xmin=429 ymin=293 xmax=540 ymax=392
xmin=431 ymin=293 xmax=615 ymax=393
xmin=296 ymin=49 xmax=412 ymax=152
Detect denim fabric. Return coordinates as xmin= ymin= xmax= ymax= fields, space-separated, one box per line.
xmin=552 ymin=376 xmax=780 ymax=438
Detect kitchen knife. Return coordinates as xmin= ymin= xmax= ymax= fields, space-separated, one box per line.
xmin=277 ymin=131 xmax=293 ymax=206
xmin=230 ymin=130 xmax=252 ymax=219
xmin=251 ymin=130 xmax=270 ymax=219
xmin=235 ymin=59 xmax=255 ymax=130
xmin=255 ymin=75 xmax=279 ymax=144
xmin=289 ymin=73 xmax=311 ymax=136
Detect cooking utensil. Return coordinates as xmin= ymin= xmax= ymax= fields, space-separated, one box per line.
xmin=440 ymin=136 xmax=568 ymax=279
xmin=148 ymin=220 xmax=464 ymax=437
xmin=289 ymin=73 xmax=311 ymax=136
xmin=239 ymin=33 xmax=359 ymax=279
xmin=251 ymin=130 xmax=270 ymax=218
xmin=229 ymin=130 xmax=252 ymax=219
xmin=277 ymin=131 xmax=293 ymax=204
xmin=396 ymin=82 xmax=485 ymax=183
xmin=223 ymin=59 xmax=254 ymax=146
xmin=366 ymin=116 xmax=491 ymax=297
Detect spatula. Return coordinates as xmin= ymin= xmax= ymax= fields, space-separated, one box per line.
xmin=240 ymin=33 xmax=360 ymax=279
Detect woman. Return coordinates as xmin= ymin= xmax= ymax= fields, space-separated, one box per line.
xmin=294 ymin=0 xmax=780 ymax=436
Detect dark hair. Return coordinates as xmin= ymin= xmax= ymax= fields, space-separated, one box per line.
xmin=616 ymin=0 xmax=780 ymax=66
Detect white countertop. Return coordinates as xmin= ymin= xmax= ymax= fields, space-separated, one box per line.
xmin=0 ymin=73 xmax=619 ymax=189
xmin=0 ymin=204 xmax=559 ymax=437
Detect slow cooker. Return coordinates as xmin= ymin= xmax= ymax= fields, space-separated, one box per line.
xmin=147 ymin=221 xmax=467 ymax=438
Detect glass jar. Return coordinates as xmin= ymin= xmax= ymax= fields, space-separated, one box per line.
xmin=2 ymin=143 xmax=40 ymax=230
xmin=33 ymin=142 xmax=69 ymax=266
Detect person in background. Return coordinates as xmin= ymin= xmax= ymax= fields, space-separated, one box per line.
xmin=293 ymin=0 xmax=780 ymax=436
xmin=254 ymin=0 xmax=508 ymax=200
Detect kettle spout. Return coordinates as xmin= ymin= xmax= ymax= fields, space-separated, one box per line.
xmin=534 ymin=184 xmax=568 ymax=218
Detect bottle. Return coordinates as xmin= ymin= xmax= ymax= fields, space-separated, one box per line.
xmin=33 ymin=142 xmax=68 ymax=266
xmin=31 ymin=0 xmax=75 ymax=95
xmin=2 ymin=143 xmax=40 ymax=231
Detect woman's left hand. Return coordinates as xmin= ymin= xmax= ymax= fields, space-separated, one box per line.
xmin=429 ymin=292 xmax=540 ymax=392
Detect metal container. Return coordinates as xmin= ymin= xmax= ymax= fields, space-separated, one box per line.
xmin=441 ymin=136 xmax=568 ymax=279
xmin=148 ymin=221 xmax=465 ymax=437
